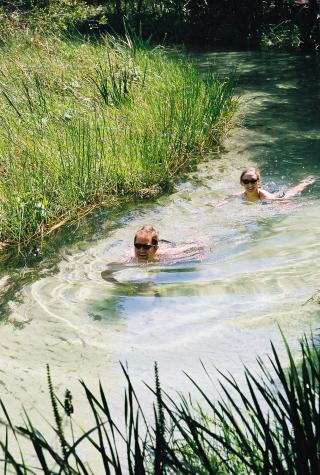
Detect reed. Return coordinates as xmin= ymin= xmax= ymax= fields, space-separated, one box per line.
xmin=0 ymin=30 xmax=236 ymax=253
xmin=167 ymin=333 xmax=320 ymax=474
xmin=0 ymin=334 xmax=318 ymax=473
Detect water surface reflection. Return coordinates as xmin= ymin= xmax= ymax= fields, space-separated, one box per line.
xmin=0 ymin=51 xmax=319 ymax=430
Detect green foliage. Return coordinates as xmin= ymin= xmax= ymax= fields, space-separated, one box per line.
xmin=0 ymin=0 xmax=320 ymax=50
xmin=0 ymin=31 xmax=236 ymax=251
xmin=171 ymin=334 xmax=320 ymax=474
xmin=47 ymin=364 xmax=68 ymax=465
xmin=153 ymin=362 xmax=167 ymax=473
xmin=29 ymin=0 xmax=107 ymax=34
xmin=0 ymin=0 xmax=106 ymax=37
xmin=0 ymin=334 xmax=319 ymax=473
xmin=260 ymin=21 xmax=302 ymax=50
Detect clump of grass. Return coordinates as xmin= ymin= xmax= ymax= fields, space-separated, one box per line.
xmin=0 ymin=334 xmax=319 ymax=473
xmin=168 ymin=333 xmax=320 ymax=474
xmin=0 ymin=29 xmax=236 ymax=254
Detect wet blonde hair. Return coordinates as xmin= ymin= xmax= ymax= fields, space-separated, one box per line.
xmin=240 ymin=167 xmax=261 ymax=183
xmin=134 ymin=225 xmax=159 ymax=245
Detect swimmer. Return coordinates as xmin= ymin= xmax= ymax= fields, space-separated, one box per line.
xmin=101 ymin=225 xmax=206 ymax=282
xmin=133 ymin=225 xmax=159 ymax=262
xmin=208 ymin=167 xmax=315 ymax=207
xmin=133 ymin=225 xmax=206 ymax=262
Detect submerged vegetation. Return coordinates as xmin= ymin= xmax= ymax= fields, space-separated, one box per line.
xmin=0 ymin=334 xmax=319 ymax=473
xmin=0 ymin=28 xmax=236 ymax=254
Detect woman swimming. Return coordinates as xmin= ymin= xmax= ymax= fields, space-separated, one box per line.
xmin=208 ymin=167 xmax=315 ymax=207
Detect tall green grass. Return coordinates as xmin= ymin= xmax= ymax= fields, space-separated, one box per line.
xmin=0 ymin=335 xmax=319 ymax=473
xmin=0 ymin=29 xmax=236 ymax=252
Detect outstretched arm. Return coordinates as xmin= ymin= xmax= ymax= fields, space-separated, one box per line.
xmin=283 ymin=175 xmax=315 ymax=198
xmin=259 ymin=176 xmax=316 ymax=201
xmin=101 ymin=261 xmax=132 ymax=283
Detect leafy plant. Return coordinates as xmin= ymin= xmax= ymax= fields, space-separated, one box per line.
xmin=0 ymin=30 xmax=236 ymax=254
xmin=260 ymin=21 xmax=302 ymax=50
xmin=0 ymin=334 xmax=319 ymax=473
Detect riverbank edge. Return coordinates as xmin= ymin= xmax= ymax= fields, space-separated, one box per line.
xmin=0 ymin=31 xmax=237 ymax=261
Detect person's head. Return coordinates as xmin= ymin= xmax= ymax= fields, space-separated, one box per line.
xmin=134 ymin=225 xmax=159 ymax=261
xmin=240 ymin=167 xmax=261 ymax=192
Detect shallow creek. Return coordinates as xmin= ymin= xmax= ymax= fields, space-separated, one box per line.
xmin=1 ymin=51 xmax=320 ymax=439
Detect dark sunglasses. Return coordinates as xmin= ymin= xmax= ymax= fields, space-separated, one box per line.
xmin=242 ymin=178 xmax=258 ymax=185
xmin=134 ymin=243 xmax=154 ymax=250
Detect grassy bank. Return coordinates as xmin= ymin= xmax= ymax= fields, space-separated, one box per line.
xmin=0 ymin=334 xmax=319 ymax=473
xmin=0 ymin=29 xmax=236 ymax=254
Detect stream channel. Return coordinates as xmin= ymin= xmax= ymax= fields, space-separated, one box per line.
xmin=0 ymin=50 xmax=320 ymax=446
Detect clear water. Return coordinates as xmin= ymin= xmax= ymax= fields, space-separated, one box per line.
xmin=1 ymin=51 xmax=320 ymax=432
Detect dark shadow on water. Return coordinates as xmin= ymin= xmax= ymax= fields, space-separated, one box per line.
xmin=196 ymin=50 xmax=320 ymax=179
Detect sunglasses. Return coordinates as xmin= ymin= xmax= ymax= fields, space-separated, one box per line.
xmin=134 ymin=243 xmax=154 ymax=250
xmin=242 ymin=178 xmax=258 ymax=185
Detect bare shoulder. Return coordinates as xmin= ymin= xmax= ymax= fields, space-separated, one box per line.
xmin=157 ymin=240 xmax=206 ymax=261
xmin=259 ymin=188 xmax=276 ymax=200
xmin=259 ymin=188 xmax=292 ymax=202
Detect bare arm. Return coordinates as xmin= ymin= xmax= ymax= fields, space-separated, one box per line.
xmin=258 ymin=189 xmax=285 ymax=201
xmin=259 ymin=176 xmax=315 ymax=201
xmin=101 ymin=261 xmax=133 ymax=283
xmin=156 ymin=240 xmax=207 ymax=261
xmin=283 ymin=175 xmax=315 ymax=198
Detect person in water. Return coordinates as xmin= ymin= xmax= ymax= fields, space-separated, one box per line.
xmin=133 ymin=225 xmax=205 ymax=262
xmin=133 ymin=225 xmax=159 ymax=262
xmin=208 ymin=167 xmax=315 ymax=207
xmin=101 ymin=225 xmax=205 ymax=282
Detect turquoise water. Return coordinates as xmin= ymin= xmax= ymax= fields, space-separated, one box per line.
xmin=0 ymin=51 xmax=319 ymax=435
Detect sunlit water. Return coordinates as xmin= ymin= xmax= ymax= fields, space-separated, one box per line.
xmin=1 ymin=51 xmax=320 ymax=451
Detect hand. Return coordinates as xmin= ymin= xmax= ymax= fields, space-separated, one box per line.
xmin=301 ymin=175 xmax=316 ymax=185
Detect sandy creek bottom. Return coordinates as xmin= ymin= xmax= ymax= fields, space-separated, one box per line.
xmin=0 ymin=50 xmax=320 ymax=469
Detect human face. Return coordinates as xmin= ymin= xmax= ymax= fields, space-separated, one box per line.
xmin=134 ymin=233 xmax=158 ymax=261
xmin=241 ymin=170 xmax=260 ymax=194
